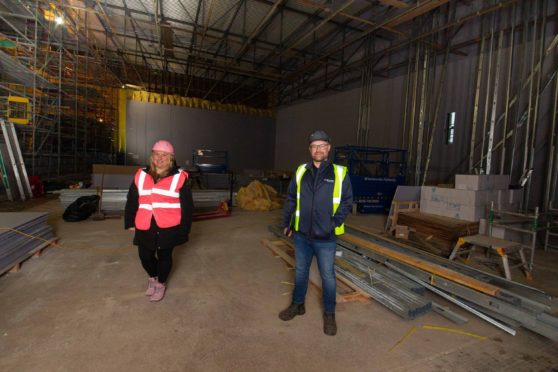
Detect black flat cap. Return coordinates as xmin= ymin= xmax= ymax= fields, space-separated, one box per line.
xmin=309 ymin=130 xmax=331 ymax=143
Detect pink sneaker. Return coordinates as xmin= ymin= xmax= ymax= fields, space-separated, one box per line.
xmin=150 ymin=282 xmax=166 ymax=302
xmin=145 ymin=277 xmax=157 ymax=296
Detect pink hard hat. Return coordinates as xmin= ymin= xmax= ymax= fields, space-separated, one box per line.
xmin=152 ymin=140 xmax=175 ymax=155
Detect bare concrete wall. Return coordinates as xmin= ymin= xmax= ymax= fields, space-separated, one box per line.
xmin=125 ymin=101 xmax=275 ymax=172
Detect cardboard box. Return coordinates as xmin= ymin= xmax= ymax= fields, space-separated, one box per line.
xmin=420 ymin=203 xmax=485 ymax=222
xmin=421 ymin=187 xmax=495 ymax=207
xmin=395 ymin=225 xmax=409 ymax=240
xmin=419 ymin=185 xmax=510 ymax=222
xmin=455 ymin=174 xmax=510 ymax=191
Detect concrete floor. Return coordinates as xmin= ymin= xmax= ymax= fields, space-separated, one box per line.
xmin=1 ymin=199 xmax=557 ymax=371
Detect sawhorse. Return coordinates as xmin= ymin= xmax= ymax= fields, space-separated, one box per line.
xmin=449 ymin=234 xmax=532 ymax=281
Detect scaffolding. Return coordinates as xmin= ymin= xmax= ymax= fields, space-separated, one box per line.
xmin=488 ymin=202 xmax=542 ymax=271
xmin=0 ymin=2 xmax=118 ymax=181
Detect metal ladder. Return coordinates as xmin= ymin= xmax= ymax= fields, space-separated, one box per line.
xmin=0 ymin=118 xmax=32 ymax=200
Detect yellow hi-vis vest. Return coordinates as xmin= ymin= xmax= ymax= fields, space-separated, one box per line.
xmin=294 ymin=163 xmax=348 ymax=235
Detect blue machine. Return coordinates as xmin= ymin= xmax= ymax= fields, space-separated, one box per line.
xmin=193 ymin=149 xmax=228 ymax=173
xmin=333 ymin=146 xmax=406 ymax=213
xmin=192 ymin=149 xmax=233 ymax=190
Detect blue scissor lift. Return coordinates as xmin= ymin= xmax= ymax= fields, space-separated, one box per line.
xmin=334 ymin=146 xmax=407 ymax=213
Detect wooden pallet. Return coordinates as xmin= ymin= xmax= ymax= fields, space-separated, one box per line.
xmin=385 ymin=201 xmax=420 ymax=234
xmin=0 ymin=237 xmax=58 ymax=275
xmin=261 ymin=238 xmax=370 ymax=303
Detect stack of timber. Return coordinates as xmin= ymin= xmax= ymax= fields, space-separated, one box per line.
xmin=0 ymin=212 xmax=56 ymax=274
xmin=397 ymin=210 xmax=479 ymax=257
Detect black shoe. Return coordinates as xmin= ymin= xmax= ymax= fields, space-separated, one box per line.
xmin=279 ymin=303 xmax=305 ymax=321
xmin=323 ymin=313 xmax=337 ymax=336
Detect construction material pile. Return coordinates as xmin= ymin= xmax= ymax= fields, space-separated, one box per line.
xmin=268 ymin=225 xmax=558 ymax=341
xmin=341 ymin=228 xmax=558 ymax=340
xmin=335 ymin=248 xmax=431 ymax=319
xmin=421 ymin=174 xmax=519 ymax=221
xmin=0 ymin=212 xmax=55 ymax=274
xmin=236 ymin=180 xmax=282 ymax=211
xmin=57 ymin=189 xmax=235 ymax=211
xmin=397 ymin=210 xmax=479 ymax=257
xmin=57 ymin=189 xmax=127 ymax=212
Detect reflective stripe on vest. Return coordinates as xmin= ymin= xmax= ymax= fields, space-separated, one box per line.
xmin=294 ymin=163 xmax=347 ymax=235
xmin=134 ymin=169 xmax=187 ymax=230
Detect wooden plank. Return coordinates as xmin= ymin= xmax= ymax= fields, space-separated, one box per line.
xmin=337 ymin=292 xmax=369 ymax=303
xmin=9 ymin=263 xmax=20 ymax=273
xmin=461 ymin=234 xmax=522 ymax=249
xmin=261 ymin=239 xmax=370 ymax=302
xmin=387 ymin=201 xmax=419 ymax=233
xmin=262 ymin=239 xmax=295 ymax=266
xmin=341 ymin=234 xmax=501 ymax=296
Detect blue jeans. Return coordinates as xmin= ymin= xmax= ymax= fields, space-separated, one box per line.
xmin=292 ymin=233 xmax=337 ymax=314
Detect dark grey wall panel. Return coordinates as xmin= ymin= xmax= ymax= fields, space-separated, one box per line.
xmin=276 ymin=43 xmax=555 ymax=211
xmin=126 ymin=101 xmax=275 ymax=171
xmin=275 ymin=77 xmax=408 ymax=171
xmin=274 ymin=89 xmax=359 ymax=171
xmin=413 ymin=54 xmax=477 ymax=183
xmin=366 ymin=75 xmax=407 ymax=149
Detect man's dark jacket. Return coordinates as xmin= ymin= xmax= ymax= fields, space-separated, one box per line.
xmin=282 ymin=160 xmax=353 ymax=241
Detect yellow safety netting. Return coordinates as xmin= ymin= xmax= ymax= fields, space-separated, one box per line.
xmin=128 ymin=90 xmax=274 ymax=117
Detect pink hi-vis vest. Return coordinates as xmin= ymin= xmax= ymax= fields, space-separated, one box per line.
xmin=134 ymin=168 xmax=188 ymax=230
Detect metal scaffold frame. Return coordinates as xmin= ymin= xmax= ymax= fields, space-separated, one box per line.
xmin=544 ymin=58 xmax=558 ymax=251
xmin=0 ymin=1 xmax=118 ymax=180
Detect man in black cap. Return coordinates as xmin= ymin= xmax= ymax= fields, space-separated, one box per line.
xmin=279 ymin=130 xmax=353 ymax=336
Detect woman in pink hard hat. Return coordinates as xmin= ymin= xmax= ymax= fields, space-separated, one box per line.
xmin=125 ymin=140 xmax=193 ymax=302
